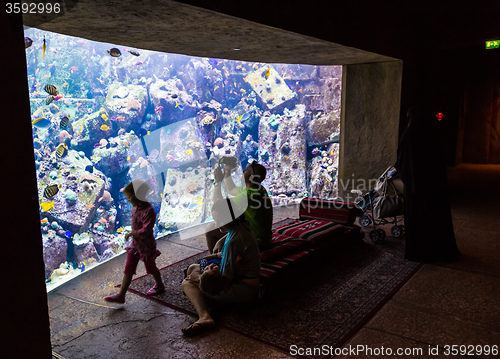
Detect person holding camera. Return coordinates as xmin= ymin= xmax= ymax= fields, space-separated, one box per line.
xmin=207 ymin=156 xmax=273 ymax=253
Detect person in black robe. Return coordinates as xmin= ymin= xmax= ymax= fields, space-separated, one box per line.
xmin=395 ymin=107 xmax=460 ymax=262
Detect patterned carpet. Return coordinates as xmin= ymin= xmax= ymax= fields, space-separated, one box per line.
xmin=128 ymin=233 xmax=421 ymax=358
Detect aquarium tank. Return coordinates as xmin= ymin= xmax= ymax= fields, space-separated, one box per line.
xmin=24 ymin=27 xmax=342 ymax=290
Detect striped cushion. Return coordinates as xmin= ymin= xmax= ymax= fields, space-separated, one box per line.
xmin=260 ymin=247 xmax=321 ymax=288
xmin=273 ymin=219 xmax=348 ymax=245
xmin=299 ymin=197 xmax=360 ymax=225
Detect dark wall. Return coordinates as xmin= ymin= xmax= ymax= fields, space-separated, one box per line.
xmin=1 ymin=7 xmax=52 ymax=359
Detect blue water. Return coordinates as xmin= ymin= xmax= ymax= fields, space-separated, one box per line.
xmin=24 ymin=27 xmax=342 ymax=285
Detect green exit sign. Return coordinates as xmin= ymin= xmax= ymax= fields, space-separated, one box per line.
xmin=486 ymin=40 xmax=500 ymax=49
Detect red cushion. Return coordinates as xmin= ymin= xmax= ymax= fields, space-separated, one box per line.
xmin=273 ymin=219 xmax=348 ymax=246
xmin=299 ymin=197 xmax=360 ymax=225
xmin=260 ymin=238 xmax=310 ymax=262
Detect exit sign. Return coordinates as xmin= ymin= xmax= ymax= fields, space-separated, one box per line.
xmin=486 ymin=40 xmax=499 ymax=49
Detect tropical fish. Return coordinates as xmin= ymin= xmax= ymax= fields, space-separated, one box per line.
xmin=65 ymin=230 xmax=72 ymax=238
xmin=80 ymin=262 xmax=86 ymax=272
xmin=59 ymin=115 xmax=70 ymax=130
xmin=55 ymin=143 xmax=68 ymax=158
xmin=45 ymin=95 xmax=54 ymax=105
xmin=32 ymin=117 xmax=51 ymax=129
xmin=70 ymin=66 xmax=78 ymax=73
xmin=42 ymin=36 xmax=46 ymax=60
xmin=312 ymin=147 xmax=320 ymax=154
xmin=61 ymin=82 xmax=68 ymax=88
xmin=237 ymin=113 xmax=251 ymax=123
xmin=54 ymin=94 xmax=63 ymax=101
xmin=116 ymin=227 xmax=124 ymax=233
xmin=265 ymin=67 xmax=270 ymax=79
xmin=188 ymin=203 xmax=201 ymax=210
xmin=100 ymin=124 xmax=110 ymax=131
xmin=96 ymin=77 xmax=105 ymax=85
xmin=44 ymin=84 xmax=58 ymax=96
xmin=186 ymin=149 xmax=193 ymax=155
xmin=86 ymin=204 xmax=95 ymax=209
xmin=40 ymin=201 xmax=54 ymax=212
xmin=85 ymin=165 xmax=94 ymax=173
xmin=135 ymin=61 xmax=143 ymax=66
xmin=98 ymin=218 xmax=108 ymax=224
xmin=43 ymin=74 xmax=51 ymax=78
xmin=40 ymin=218 xmax=49 ymax=224
xmin=43 ymin=184 xmax=61 ymax=198
xmin=24 ymin=37 xmax=33 ymax=49
xmin=115 ymin=116 xmax=125 ymax=121
xmin=101 ymin=113 xmax=108 ymax=121
xmin=107 ymin=48 xmax=121 ymax=57
xmin=128 ymin=50 xmax=140 ymax=56
xmin=155 ymin=106 xmax=163 ymax=113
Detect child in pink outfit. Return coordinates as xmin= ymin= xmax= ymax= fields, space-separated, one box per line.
xmin=105 ymin=180 xmax=165 ymax=304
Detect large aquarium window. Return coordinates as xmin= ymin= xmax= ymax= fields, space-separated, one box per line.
xmin=25 ymin=28 xmax=342 ymax=290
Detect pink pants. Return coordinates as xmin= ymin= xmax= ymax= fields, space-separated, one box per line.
xmin=124 ymin=251 xmax=159 ymax=275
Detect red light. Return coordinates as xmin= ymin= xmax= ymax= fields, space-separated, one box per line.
xmin=436 ymin=112 xmax=444 ymax=121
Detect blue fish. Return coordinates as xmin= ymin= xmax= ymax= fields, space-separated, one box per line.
xmin=30 ymin=78 xmax=36 ymax=92
xmin=208 ymin=58 xmax=218 ymax=67
xmin=85 ymin=165 xmax=94 ymax=173
xmin=32 ymin=117 xmax=51 ymax=129
xmin=188 ymin=203 xmax=200 ymax=210
xmin=65 ymin=230 xmax=72 ymax=238
xmin=138 ymin=128 xmax=148 ymax=137
xmin=80 ymin=262 xmax=86 ymax=272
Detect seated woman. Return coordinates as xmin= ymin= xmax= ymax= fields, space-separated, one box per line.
xmin=181 ymin=198 xmax=261 ymax=336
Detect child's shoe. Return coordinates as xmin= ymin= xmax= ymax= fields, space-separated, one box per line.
xmin=146 ymin=283 xmax=165 ymax=296
xmin=104 ymin=293 xmax=125 ymax=303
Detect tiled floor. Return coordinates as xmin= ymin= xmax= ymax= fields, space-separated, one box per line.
xmin=49 ymin=164 xmax=500 ymax=358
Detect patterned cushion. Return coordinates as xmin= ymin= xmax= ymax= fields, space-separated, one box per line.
xmin=260 ymin=237 xmax=310 ymax=263
xmin=260 ymin=247 xmax=321 ymax=289
xmin=273 ymin=219 xmax=349 ymax=246
xmin=299 ymin=197 xmax=361 ymax=225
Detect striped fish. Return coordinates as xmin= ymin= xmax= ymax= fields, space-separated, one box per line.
xmin=55 ymin=143 xmax=67 ymax=158
xmin=43 ymin=184 xmax=61 ymax=198
xmin=44 ymin=84 xmax=58 ymax=96
xmin=59 ymin=115 xmax=70 ymax=130
xmin=45 ymin=95 xmax=54 ymax=105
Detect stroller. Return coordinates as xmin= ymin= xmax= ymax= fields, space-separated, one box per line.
xmin=352 ymin=166 xmax=405 ymax=242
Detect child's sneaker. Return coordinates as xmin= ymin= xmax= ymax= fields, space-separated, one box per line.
xmin=104 ymin=294 xmax=125 ymax=303
xmin=146 ymin=283 xmax=165 ymax=296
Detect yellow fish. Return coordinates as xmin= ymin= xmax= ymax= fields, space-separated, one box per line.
xmin=116 ymin=227 xmax=124 ymax=233
xmin=127 ymin=156 xmax=130 ymax=161
xmin=100 ymin=124 xmax=110 ymax=131
xmin=101 ymin=113 xmax=108 ymax=121
xmin=186 ymin=149 xmax=193 ymax=155
xmin=42 ymin=37 xmax=46 ymax=60
xmin=265 ymin=67 xmax=270 ymax=79
xmin=40 ymin=218 xmax=49 ymax=224
xmin=40 ymin=201 xmax=54 ymax=212
xmin=236 ymin=114 xmax=244 ymax=123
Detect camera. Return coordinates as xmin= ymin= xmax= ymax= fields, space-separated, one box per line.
xmin=218 ymin=156 xmax=238 ymax=168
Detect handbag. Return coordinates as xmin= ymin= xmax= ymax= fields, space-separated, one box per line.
xmin=373 ymin=180 xmax=404 ymax=218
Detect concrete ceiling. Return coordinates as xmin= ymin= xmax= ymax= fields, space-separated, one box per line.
xmin=22 ymin=0 xmax=396 ymax=66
